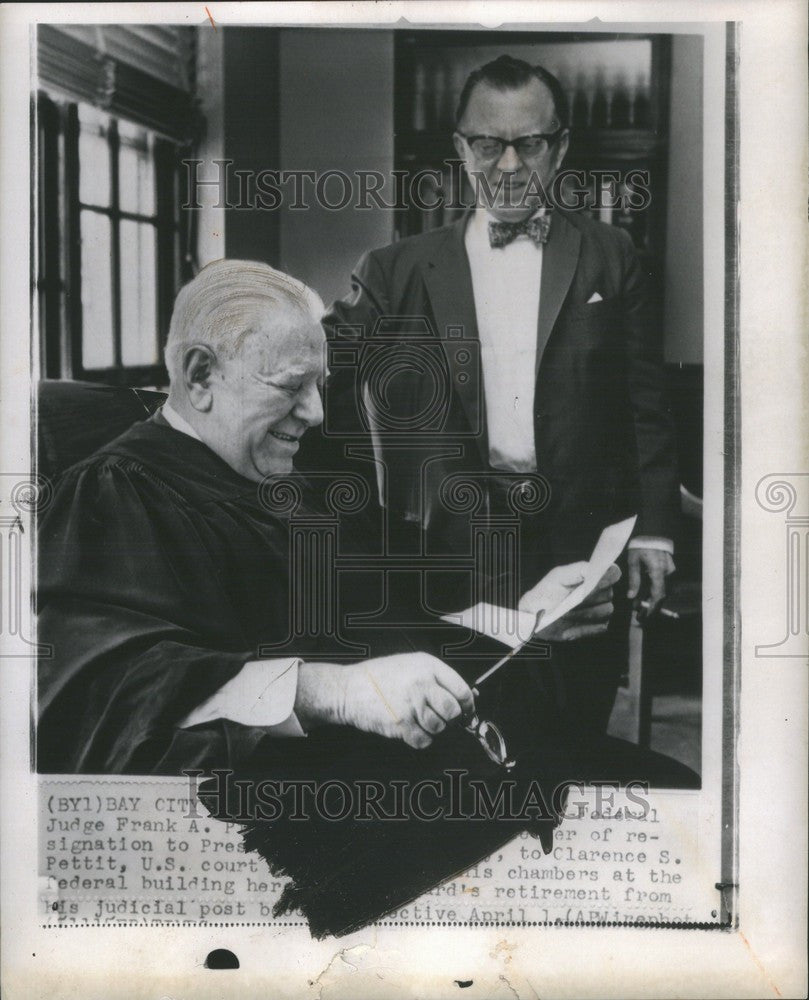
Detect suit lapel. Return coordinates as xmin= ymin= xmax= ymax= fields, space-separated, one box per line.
xmin=536 ymin=212 xmax=581 ymax=377
xmin=421 ymin=216 xmax=487 ymax=464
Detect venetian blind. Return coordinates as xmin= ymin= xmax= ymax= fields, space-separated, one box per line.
xmin=37 ymin=24 xmax=197 ymax=140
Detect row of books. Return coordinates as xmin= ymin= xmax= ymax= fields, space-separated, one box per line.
xmin=406 ymin=61 xmax=653 ymax=133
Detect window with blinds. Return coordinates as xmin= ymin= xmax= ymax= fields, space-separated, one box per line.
xmin=35 ymin=24 xmax=199 ymax=386
xmin=37 ymin=24 xmax=196 ymax=141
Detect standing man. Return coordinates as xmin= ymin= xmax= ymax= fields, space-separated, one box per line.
xmin=303 ymin=55 xmax=679 ymax=735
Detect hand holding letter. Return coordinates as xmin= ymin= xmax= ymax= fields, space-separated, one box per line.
xmin=519 ymin=562 xmax=621 ymax=642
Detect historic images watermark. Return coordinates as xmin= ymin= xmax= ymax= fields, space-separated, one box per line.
xmin=182 ymin=159 xmax=652 ymax=214
xmin=181 ymin=768 xmax=651 ymax=824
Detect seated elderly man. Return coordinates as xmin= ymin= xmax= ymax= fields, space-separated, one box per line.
xmin=37 ymin=259 xmax=617 ymax=776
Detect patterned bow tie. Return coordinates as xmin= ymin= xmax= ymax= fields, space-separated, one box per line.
xmin=488 ymin=214 xmax=551 ymax=249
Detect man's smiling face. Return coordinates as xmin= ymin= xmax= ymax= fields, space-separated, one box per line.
xmin=208 ymin=311 xmax=325 ymax=480
xmin=453 ymin=77 xmax=569 ymax=223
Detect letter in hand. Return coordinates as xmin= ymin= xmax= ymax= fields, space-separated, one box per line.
xmin=294 ymin=653 xmax=475 ymax=749
xmin=518 ymin=562 xmax=621 ymax=642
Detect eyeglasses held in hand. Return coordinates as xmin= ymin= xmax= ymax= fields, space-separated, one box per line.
xmin=463 ymin=610 xmax=546 ymax=770
xmin=465 ymin=705 xmax=516 ymax=771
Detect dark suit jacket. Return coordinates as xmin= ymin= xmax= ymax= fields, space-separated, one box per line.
xmin=302 ymin=209 xmax=679 ymax=572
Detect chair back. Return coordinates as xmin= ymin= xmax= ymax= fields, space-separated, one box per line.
xmin=38 ymin=380 xmax=166 ymax=481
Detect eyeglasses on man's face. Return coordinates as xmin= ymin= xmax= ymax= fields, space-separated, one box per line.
xmin=457 ymin=129 xmax=566 ymax=162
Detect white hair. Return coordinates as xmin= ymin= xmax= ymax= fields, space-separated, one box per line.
xmin=164 ymin=259 xmax=324 ymax=384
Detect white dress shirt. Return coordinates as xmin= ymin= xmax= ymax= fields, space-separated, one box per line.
xmin=464 ymin=209 xmax=672 ymax=555
xmin=161 ymin=402 xmax=305 ymax=736
xmin=465 ymin=207 xmax=544 ymax=473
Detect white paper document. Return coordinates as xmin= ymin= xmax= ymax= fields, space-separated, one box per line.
xmin=442 ymin=515 xmax=638 ymax=647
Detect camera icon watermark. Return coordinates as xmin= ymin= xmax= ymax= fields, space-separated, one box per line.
xmin=323 ymin=315 xmax=483 ymax=439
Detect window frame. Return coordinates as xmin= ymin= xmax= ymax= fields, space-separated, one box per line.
xmin=36 ymin=91 xmax=190 ymax=387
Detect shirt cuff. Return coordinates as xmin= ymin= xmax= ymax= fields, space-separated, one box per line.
xmin=178 ymin=657 xmax=306 ymax=737
xmin=628 ymin=536 xmax=674 ymax=555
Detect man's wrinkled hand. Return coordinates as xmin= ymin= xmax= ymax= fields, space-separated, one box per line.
xmin=295 ymin=653 xmax=475 ymax=749
xmin=520 ymin=562 xmax=621 ymax=642
xmin=627 ymin=547 xmax=675 ymax=617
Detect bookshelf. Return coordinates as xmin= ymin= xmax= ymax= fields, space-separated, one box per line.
xmin=393 ymin=31 xmax=672 ymax=294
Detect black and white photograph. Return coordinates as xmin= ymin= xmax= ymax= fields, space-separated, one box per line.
xmin=1 ymin=3 xmax=806 ymax=998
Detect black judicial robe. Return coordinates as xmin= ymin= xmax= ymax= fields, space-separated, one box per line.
xmin=37 ymin=415 xmax=359 ymax=774
xmin=37 ymin=414 xmax=549 ymax=777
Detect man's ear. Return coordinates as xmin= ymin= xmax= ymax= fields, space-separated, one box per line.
xmin=553 ymin=129 xmax=570 ymax=173
xmin=452 ymin=131 xmax=468 ymax=163
xmin=182 ymin=345 xmax=216 ymax=413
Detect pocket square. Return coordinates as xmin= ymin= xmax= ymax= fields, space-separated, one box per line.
xmin=587 ymin=292 xmax=603 ymax=303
